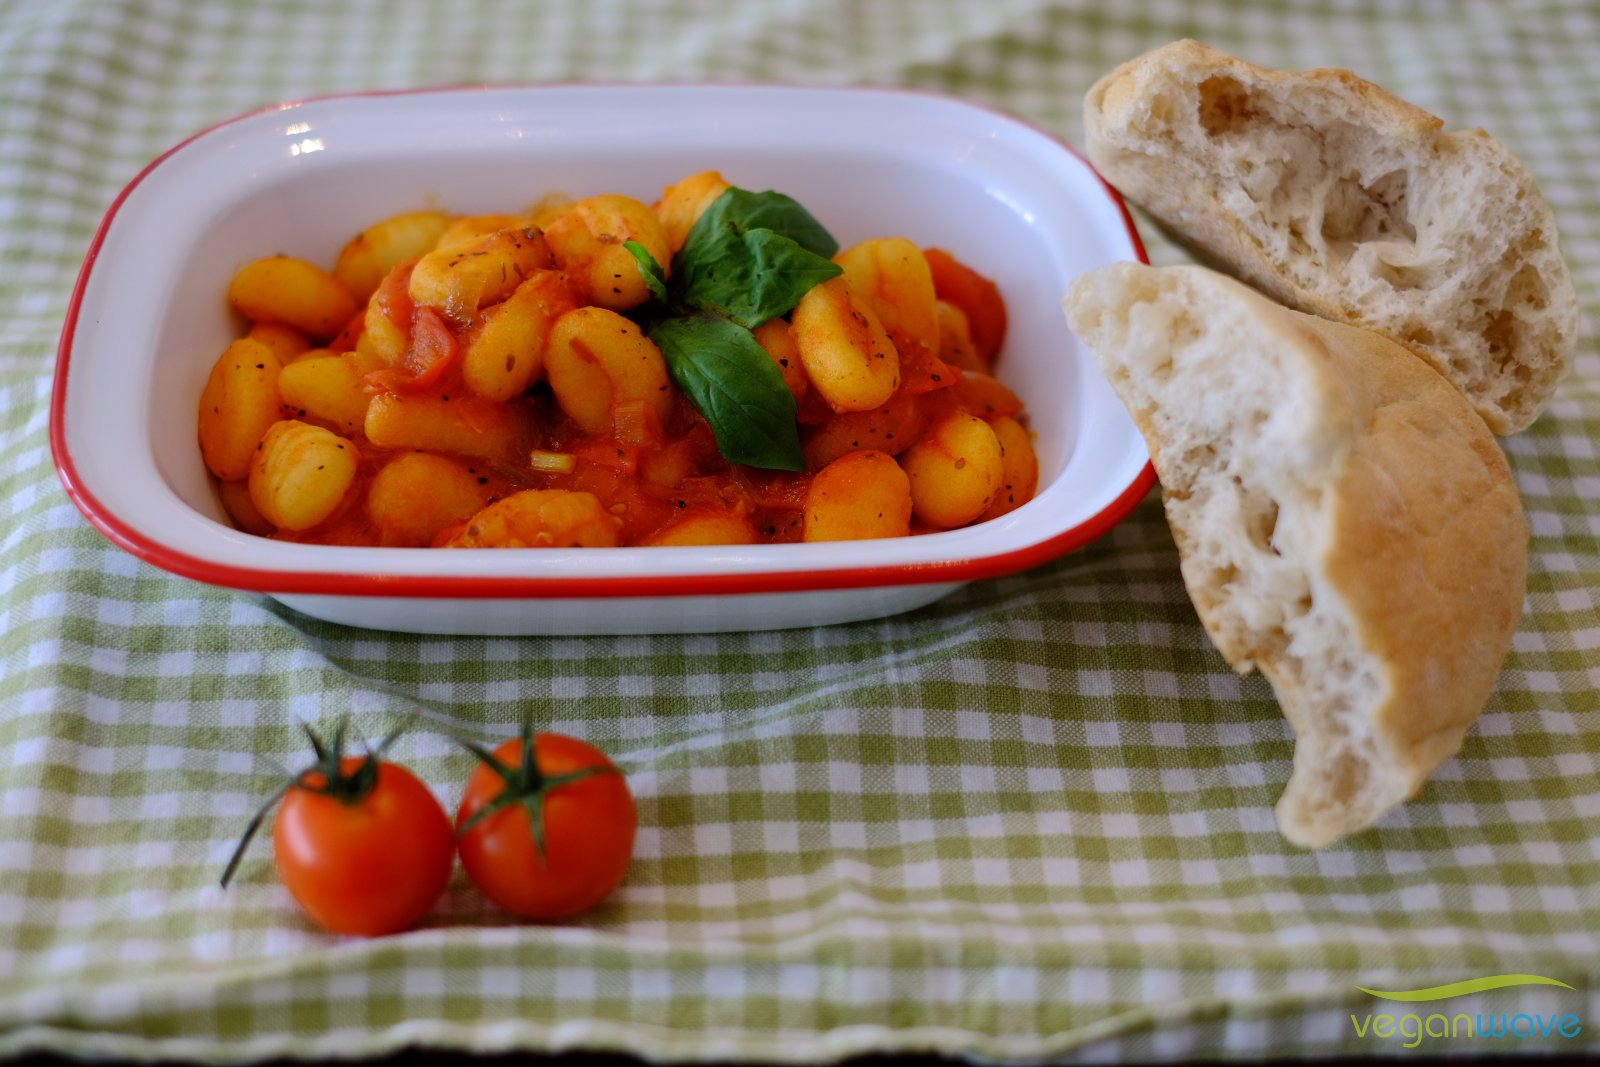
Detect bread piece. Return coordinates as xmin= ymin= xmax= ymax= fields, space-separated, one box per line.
xmin=1064 ymin=262 xmax=1527 ymax=848
xmin=1084 ymin=39 xmax=1578 ymax=435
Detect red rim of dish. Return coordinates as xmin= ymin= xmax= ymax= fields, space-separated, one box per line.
xmin=49 ymin=83 xmax=1155 ymax=601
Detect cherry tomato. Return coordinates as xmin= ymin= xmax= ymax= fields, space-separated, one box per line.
xmin=366 ymin=305 xmax=459 ymax=393
xmin=923 ymin=247 xmax=1007 ymax=363
xmin=222 ymin=723 xmax=454 ymax=938
xmin=399 ymin=306 xmax=458 ymax=385
xmin=456 ymin=731 xmax=636 ymax=920
xmin=273 ymin=757 xmax=455 ymax=936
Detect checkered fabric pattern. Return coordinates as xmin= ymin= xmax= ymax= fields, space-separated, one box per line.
xmin=3 ymin=0 xmax=1598 ymax=1061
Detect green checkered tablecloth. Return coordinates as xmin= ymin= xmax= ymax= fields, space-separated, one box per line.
xmin=3 ymin=1 xmax=1597 ymax=1061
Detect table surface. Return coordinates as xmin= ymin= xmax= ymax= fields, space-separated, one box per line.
xmin=2 ymin=1 xmax=1597 ymax=1062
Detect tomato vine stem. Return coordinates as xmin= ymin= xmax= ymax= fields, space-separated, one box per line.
xmin=219 ymin=718 xmax=406 ymax=888
xmin=455 ymin=721 xmax=618 ymax=866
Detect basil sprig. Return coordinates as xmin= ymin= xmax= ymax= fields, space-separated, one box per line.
xmin=624 ymin=188 xmax=842 ymax=471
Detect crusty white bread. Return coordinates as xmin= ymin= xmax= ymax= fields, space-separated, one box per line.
xmin=1083 ymin=39 xmax=1578 ymax=435
xmin=1064 ymin=262 xmax=1528 ymax=848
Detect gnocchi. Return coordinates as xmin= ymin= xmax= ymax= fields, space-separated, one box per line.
xmin=900 ymin=412 xmax=1004 ymax=529
xmin=408 ymin=226 xmax=554 ymax=323
xmin=542 ymin=194 xmax=671 ymax=312
xmin=790 ymin=276 xmax=901 ymax=413
xmin=198 ymin=339 xmax=284 ymax=481
xmin=198 ymin=176 xmax=1038 ymax=549
xmin=366 ymin=452 xmax=491 ymax=547
xmin=543 ymin=306 xmax=674 ymax=436
xmin=655 ymin=170 xmax=731 ymax=254
xmin=834 ymin=237 xmax=940 ymax=371
xmin=803 ymin=450 xmax=912 ymax=542
xmin=461 ymin=270 xmax=575 ymax=402
xmin=441 ymin=489 xmax=622 ymax=548
xmin=248 ymin=420 xmax=359 ymax=532
xmin=278 ymin=354 xmax=371 ymax=436
xmin=334 ymin=210 xmax=451 ymax=304
xmin=226 ymin=256 xmax=357 ymax=340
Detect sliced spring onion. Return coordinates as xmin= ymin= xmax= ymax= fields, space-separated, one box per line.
xmin=528 ymin=449 xmax=577 ymax=474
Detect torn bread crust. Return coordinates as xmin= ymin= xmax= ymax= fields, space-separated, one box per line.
xmin=1064 ymin=263 xmax=1528 ymax=848
xmin=1084 ymin=39 xmax=1579 ymax=435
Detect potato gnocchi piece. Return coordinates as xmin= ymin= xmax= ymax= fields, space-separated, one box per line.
xmin=461 ymin=270 xmax=575 ymax=402
xmin=901 ymin=412 xmax=1003 ymax=528
xmin=654 ymin=170 xmax=730 ymax=254
xmin=248 ymin=420 xmax=359 ymax=532
xmin=934 ymin=300 xmax=986 ymax=373
xmin=277 ymin=354 xmax=371 ymax=436
xmin=834 ymin=237 xmax=940 ymax=367
xmin=978 ymin=415 xmax=1039 ymax=521
xmin=437 ymin=213 xmax=534 ymax=250
xmin=334 ymin=210 xmax=452 ymax=304
xmin=444 ymin=489 xmax=622 ymax=548
xmin=544 ymin=306 xmax=674 ymax=436
xmin=197 ymin=338 xmax=283 ymax=481
xmin=227 ymin=255 xmax=358 ymax=341
xmin=802 ymin=449 xmax=912 ymax=542
xmin=543 ymin=194 xmax=671 ymax=312
xmin=641 ymin=508 xmax=759 ymax=547
xmin=753 ymin=318 xmax=810 ymax=408
xmin=527 ymin=194 xmax=575 ymax=230
xmin=791 ymin=276 xmax=901 ymax=413
xmin=366 ymin=453 xmax=492 ymax=547
xmin=638 ymin=438 xmax=702 ymax=489
xmin=929 ymin=369 xmax=1024 ymax=422
xmin=409 ymin=226 xmax=554 ymax=323
xmin=364 ymin=391 xmax=524 ymax=463
xmin=802 ymin=393 xmax=928 ymax=471
xmin=247 ymin=321 xmax=313 ymax=363
xmin=217 ymin=478 xmax=274 ymax=536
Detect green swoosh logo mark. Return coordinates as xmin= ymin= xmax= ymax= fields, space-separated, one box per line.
xmin=1357 ymin=975 xmax=1575 ymax=1002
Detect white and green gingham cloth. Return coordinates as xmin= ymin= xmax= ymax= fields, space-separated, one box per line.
xmin=3 ymin=1 xmax=1598 ymax=1061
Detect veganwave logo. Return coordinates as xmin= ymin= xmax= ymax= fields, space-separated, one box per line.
xmin=1350 ymin=974 xmax=1584 ymax=1049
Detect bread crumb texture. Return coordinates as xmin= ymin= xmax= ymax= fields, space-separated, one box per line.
xmin=1064 ymin=263 xmax=1527 ymax=848
xmin=1085 ymin=39 xmax=1579 ymax=434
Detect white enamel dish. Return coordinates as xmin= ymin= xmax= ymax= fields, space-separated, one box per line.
xmin=52 ymin=84 xmax=1151 ymax=635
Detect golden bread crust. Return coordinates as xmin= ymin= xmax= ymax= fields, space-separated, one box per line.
xmin=1083 ymin=39 xmax=1578 ymax=435
xmin=1275 ymin=312 xmax=1528 ymax=845
xmin=1063 ymin=262 xmax=1528 ymax=847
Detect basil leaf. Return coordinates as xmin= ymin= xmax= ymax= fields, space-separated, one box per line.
xmin=680 ymin=187 xmax=840 ymax=261
xmin=647 ymin=311 xmax=804 ymax=472
xmin=622 ymin=240 xmax=670 ymax=304
xmin=675 ymin=227 xmax=841 ymax=330
xmin=623 ymin=187 xmax=839 ymax=470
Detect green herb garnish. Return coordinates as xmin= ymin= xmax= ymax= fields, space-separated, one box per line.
xmin=623 ymin=187 xmax=842 ymax=471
